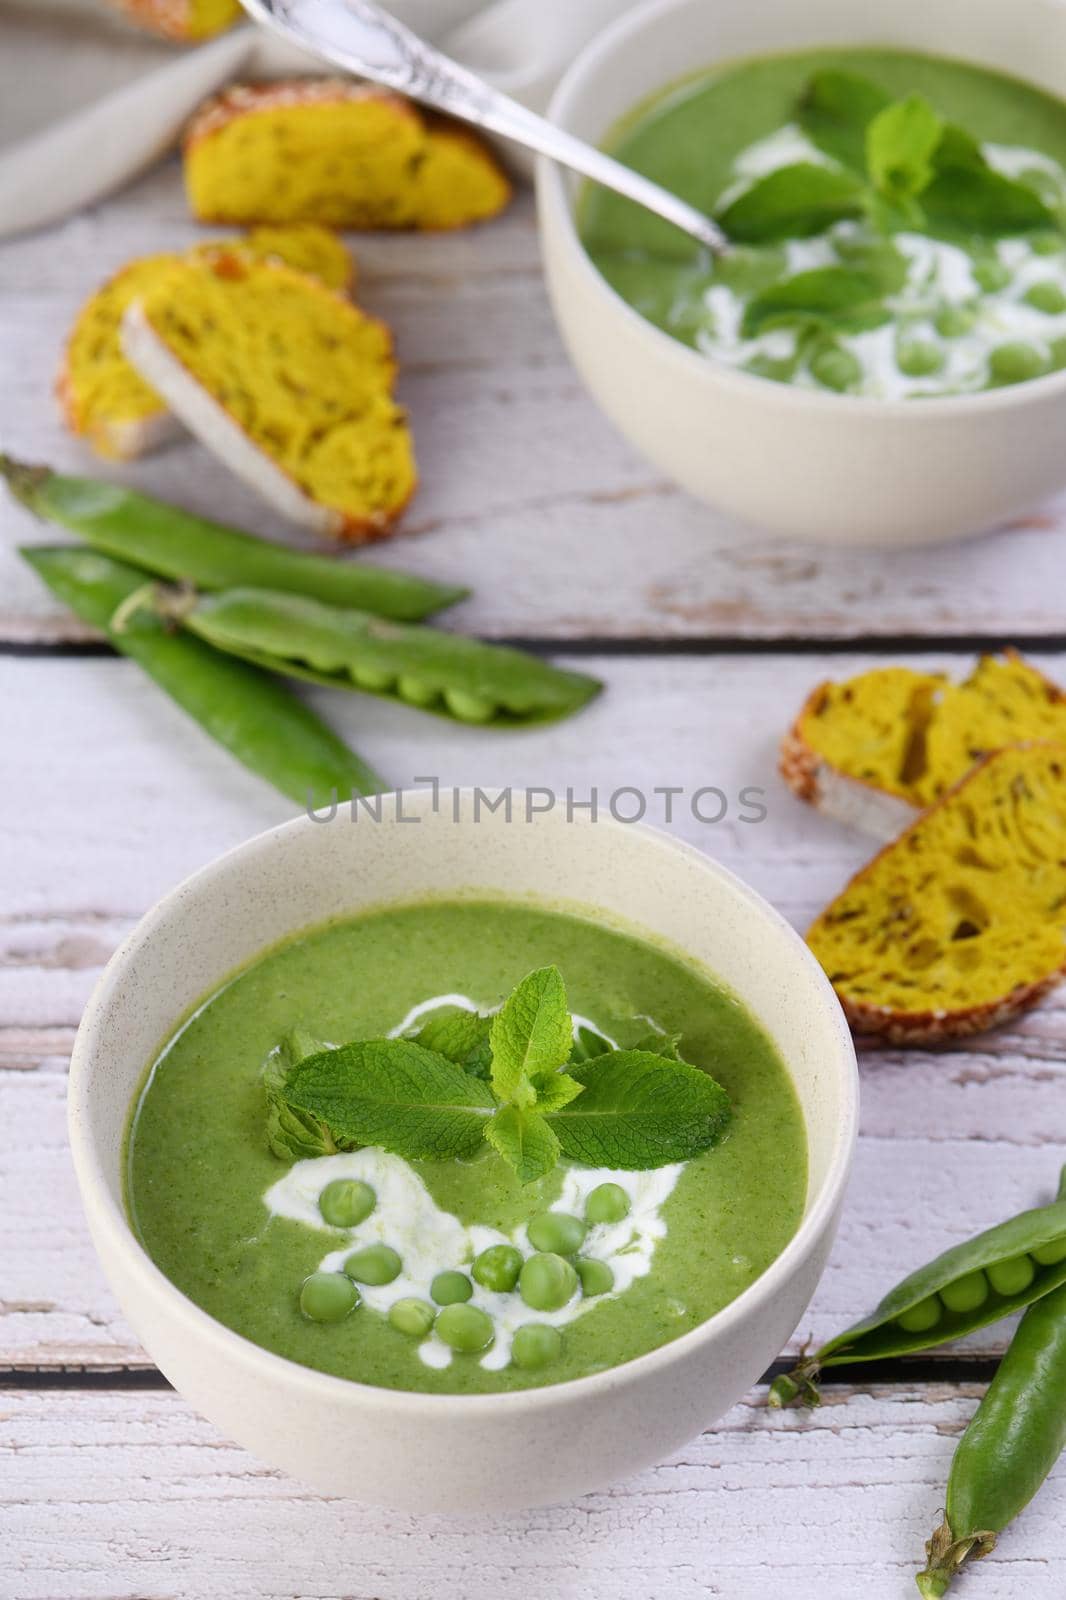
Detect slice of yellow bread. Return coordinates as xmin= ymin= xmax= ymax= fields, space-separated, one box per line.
xmin=108 ymin=0 xmax=241 ymax=40
xmin=184 ymin=80 xmax=512 ymax=230
xmin=781 ymin=653 xmax=1066 ymax=838
xmin=122 ymin=255 xmax=416 ymax=540
xmin=808 ymin=743 xmax=1066 ymax=1043
xmin=59 ymin=227 xmax=354 ymax=461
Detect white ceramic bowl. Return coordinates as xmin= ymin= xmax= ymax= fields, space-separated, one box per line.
xmin=69 ymin=791 xmax=857 ymax=1513
xmin=538 ymin=0 xmax=1066 ymax=547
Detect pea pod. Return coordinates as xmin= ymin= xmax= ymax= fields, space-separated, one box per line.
xmin=21 ymin=547 xmax=383 ymax=807
xmin=148 ymin=585 xmax=602 ymax=726
xmin=2 ymin=456 xmax=465 ymax=621
xmin=916 ymin=1279 xmax=1066 ymax=1595
xmin=770 ymin=1167 xmax=1066 ymax=1407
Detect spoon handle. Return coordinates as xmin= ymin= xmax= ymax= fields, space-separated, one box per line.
xmin=239 ymin=0 xmax=728 ymax=254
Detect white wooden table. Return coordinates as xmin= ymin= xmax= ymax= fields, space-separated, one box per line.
xmin=4 ymin=166 xmax=1066 ymax=1600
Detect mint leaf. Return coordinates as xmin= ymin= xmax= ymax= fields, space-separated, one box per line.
xmin=921 ymin=162 xmax=1054 ymax=234
xmin=263 ymin=1029 xmax=348 ymax=1160
xmin=411 ymin=1008 xmax=493 ymax=1079
xmin=545 ymin=1050 xmax=731 ymax=1169
xmin=798 ymin=69 xmax=891 ymax=172
xmin=484 ymin=1106 xmax=561 ymax=1184
xmin=934 ymin=123 xmax=985 ymax=172
xmin=630 ymin=1028 xmax=683 ymax=1061
xmin=283 ymin=1039 xmax=495 ymax=1161
xmin=741 ymin=267 xmax=883 ymax=337
xmin=533 ymin=1070 xmax=584 ymax=1113
xmin=866 ymin=95 xmax=943 ymax=204
xmin=489 ymin=965 xmax=573 ymax=1108
xmin=717 ymin=163 xmax=865 ymax=243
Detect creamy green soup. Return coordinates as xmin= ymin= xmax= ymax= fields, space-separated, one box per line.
xmin=582 ymin=49 xmax=1066 ymax=397
xmin=126 ymin=898 xmax=806 ymax=1394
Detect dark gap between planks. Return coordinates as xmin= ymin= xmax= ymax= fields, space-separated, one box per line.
xmin=0 ymin=1354 xmax=1002 ymax=1392
xmin=4 ymin=635 xmax=1066 ymax=662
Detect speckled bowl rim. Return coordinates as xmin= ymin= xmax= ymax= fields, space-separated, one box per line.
xmin=69 ymin=791 xmax=858 ymax=1417
xmin=539 ymin=0 xmax=1066 ymax=419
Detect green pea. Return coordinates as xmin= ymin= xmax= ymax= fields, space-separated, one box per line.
xmin=350 ymin=664 xmax=394 ymax=692
xmin=941 ymin=1270 xmax=990 ymax=1315
xmin=989 ymin=342 xmax=1049 ymax=386
xmin=443 ymin=689 xmax=495 ymax=723
xmin=519 ymin=1252 xmax=579 ymax=1312
xmin=388 ymin=1297 xmax=436 ymax=1337
xmin=1050 ymin=336 xmax=1066 ymax=369
xmin=1030 ymin=230 xmax=1064 ymax=256
xmin=934 ymin=304 xmax=977 ymax=338
xmin=1023 ymin=281 xmax=1066 ymax=315
xmin=511 ymin=1324 xmax=563 ymax=1370
xmin=576 ymin=1258 xmax=615 ymax=1297
xmin=471 ymin=1244 xmax=522 ymax=1294
xmin=397 ymin=674 xmax=438 ymax=708
xmin=430 ymin=1270 xmax=473 ymax=1305
xmin=435 ymin=1303 xmax=494 ymax=1353
xmin=897 ymin=340 xmax=944 ymax=378
xmin=1033 ymin=1236 xmax=1066 ymax=1266
xmin=344 ymin=1244 xmax=402 ymax=1285
xmin=988 ymin=1255 xmax=1037 ymax=1297
xmin=897 ymin=1295 xmax=943 ymax=1334
xmin=974 ymin=258 xmax=1011 ymax=293
xmin=318 ymin=1178 xmax=376 ymax=1229
xmin=809 ymin=345 xmax=862 ymax=393
xmin=585 ymin=1183 xmax=631 ymax=1225
xmin=527 ymin=1212 xmax=587 ymax=1255
xmin=299 ymin=1271 xmax=360 ymax=1323
xmin=744 ymin=352 xmax=795 ymax=384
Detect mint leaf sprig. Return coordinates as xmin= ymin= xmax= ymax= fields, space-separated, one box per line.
xmin=719 ymin=68 xmax=1056 ymax=243
xmin=266 ymin=966 xmax=731 ymax=1184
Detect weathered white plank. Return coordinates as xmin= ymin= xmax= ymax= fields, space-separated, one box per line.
xmin=4 ymin=1385 xmax=1066 ymax=1600
xmin=9 ymin=649 xmax=1066 ymax=926
xmin=3 ymin=170 xmax=1066 ymax=641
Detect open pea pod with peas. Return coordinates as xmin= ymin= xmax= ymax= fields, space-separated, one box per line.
xmin=131 ymin=585 xmax=602 ymax=727
xmin=770 ymin=1166 xmax=1066 ymax=1408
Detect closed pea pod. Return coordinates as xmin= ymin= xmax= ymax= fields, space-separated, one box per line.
xmin=770 ymin=1168 xmax=1066 ymax=1408
xmin=148 ymin=585 xmax=602 ymax=726
xmin=20 ymin=547 xmax=384 ymax=808
xmin=915 ymin=1278 xmax=1066 ymax=1596
xmin=2 ymin=457 xmax=465 ymax=621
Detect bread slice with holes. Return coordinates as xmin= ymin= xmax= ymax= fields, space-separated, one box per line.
xmin=122 ymin=252 xmax=416 ymax=540
xmin=183 ymin=80 xmax=512 ymax=230
xmin=807 ymin=743 xmax=1066 ymax=1044
xmin=781 ymin=652 xmax=1066 ymax=839
xmin=107 ymin=0 xmax=241 ymax=40
xmin=59 ymin=226 xmax=354 ymax=461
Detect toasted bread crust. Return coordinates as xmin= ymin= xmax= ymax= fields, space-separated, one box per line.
xmin=122 ymin=259 xmax=416 ymax=542
xmin=781 ymin=654 xmax=1066 ymax=838
xmin=184 ymin=80 xmax=422 ymax=150
xmin=109 ymin=0 xmax=239 ymax=41
xmin=183 ymin=79 xmax=511 ymax=231
xmin=808 ymin=744 xmax=1066 ymax=1044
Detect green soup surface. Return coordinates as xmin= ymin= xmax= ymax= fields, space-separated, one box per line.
xmin=126 ymin=898 xmax=807 ymax=1394
xmin=582 ymin=48 xmax=1066 ymax=397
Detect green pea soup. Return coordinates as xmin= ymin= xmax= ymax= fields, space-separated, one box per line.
xmin=125 ymin=898 xmax=807 ymax=1395
xmin=582 ymin=48 xmax=1066 ymax=398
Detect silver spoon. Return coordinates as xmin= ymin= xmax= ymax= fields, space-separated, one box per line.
xmin=237 ymin=0 xmax=729 ymax=255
